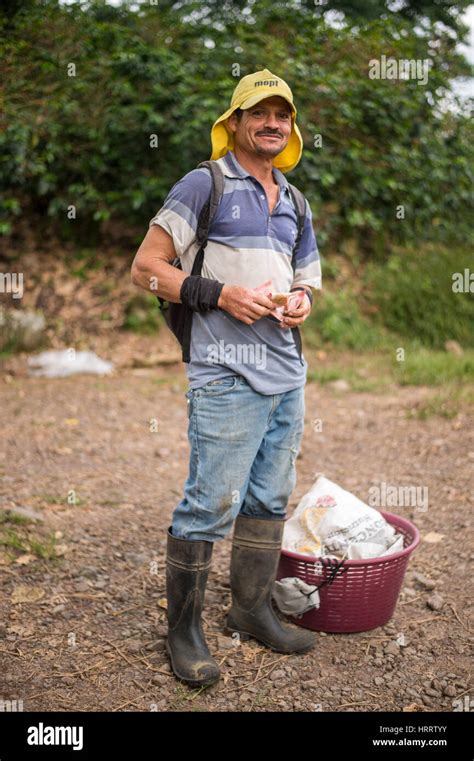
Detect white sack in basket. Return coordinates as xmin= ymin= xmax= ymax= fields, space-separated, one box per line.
xmin=283 ymin=475 xmax=404 ymax=560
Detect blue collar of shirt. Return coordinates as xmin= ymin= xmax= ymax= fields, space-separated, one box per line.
xmin=223 ymin=150 xmax=290 ymax=195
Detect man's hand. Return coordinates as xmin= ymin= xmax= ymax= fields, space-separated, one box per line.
xmin=279 ymin=290 xmax=312 ymax=328
xmin=218 ymin=285 xmax=275 ymax=325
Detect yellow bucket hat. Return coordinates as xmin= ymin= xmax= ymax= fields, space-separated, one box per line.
xmin=210 ymin=68 xmax=303 ymax=173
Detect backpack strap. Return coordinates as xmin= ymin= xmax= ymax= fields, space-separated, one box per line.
xmin=195 ymin=160 xmax=226 ymax=247
xmin=287 ymin=183 xmax=308 ymax=366
xmin=287 ymin=183 xmax=307 ymax=272
xmin=180 ymin=160 xmax=225 ymax=362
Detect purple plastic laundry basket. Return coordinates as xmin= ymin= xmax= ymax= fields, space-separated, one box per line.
xmin=276 ymin=511 xmax=420 ymax=633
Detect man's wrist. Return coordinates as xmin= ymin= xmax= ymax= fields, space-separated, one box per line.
xmin=217 ymin=284 xmax=229 ymax=310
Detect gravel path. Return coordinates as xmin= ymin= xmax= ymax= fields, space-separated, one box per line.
xmin=0 ymin=367 xmax=472 ymax=712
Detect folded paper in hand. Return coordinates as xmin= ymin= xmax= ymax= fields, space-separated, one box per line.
xmin=255 ymin=279 xmax=305 ymax=321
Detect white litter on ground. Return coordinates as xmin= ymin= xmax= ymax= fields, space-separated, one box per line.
xmin=28 ymin=350 xmax=114 ymax=378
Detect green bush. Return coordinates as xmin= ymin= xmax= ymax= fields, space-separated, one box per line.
xmin=366 ymin=245 xmax=474 ymax=348
xmin=303 ymin=289 xmax=389 ymax=349
xmin=1 ymin=0 xmax=472 ymax=255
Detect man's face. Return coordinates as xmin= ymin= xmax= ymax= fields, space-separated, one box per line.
xmin=227 ymin=96 xmax=293 ymax=160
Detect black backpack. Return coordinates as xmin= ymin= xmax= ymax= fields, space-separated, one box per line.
xmin=157 ymin=159 xmax=308 ymax=364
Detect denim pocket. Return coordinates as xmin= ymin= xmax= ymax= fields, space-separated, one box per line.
xmin=198 ymin=375 xmax=239 ymax=396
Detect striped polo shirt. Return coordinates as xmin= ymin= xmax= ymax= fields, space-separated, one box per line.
xmin=149 ymin=149 xmax=322 ymax=395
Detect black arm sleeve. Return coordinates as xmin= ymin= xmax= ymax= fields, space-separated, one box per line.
xmin=180 ymin=275 xmax=224 ymax=313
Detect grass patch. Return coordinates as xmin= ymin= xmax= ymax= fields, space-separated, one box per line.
xmin=28 ymin=535 xmax=58 ymax=560
xmin=1 ymin=528 xmax=27 ymax=552
xmin=0 ymin=512 xmax=32 ymax=526
xmin=393 ymin=349 xmax=474 ymax=386
xmin=306 ymin=367 xmax=344 ymax=384
xmin=306 ymin=366 xmax=389 ymax=393
xmin=305 ymin=346 xmax=474 ymax=393
xmin=304 ymin=290 xmax=391 ymax=351
xmin=34 ymin=493 xmax=85 ymax=507
xmin=167 ymin=684 xmax=210 ymax=709
xmin=0 ymin=514 xmax=59 ymax=562
xmin=405 ymin=385 xmax=474 ymax=420
xmin=36 ymin=493 xmax=66 ymax=505
xmin=306 ymin=349 xmax=394 ymax=392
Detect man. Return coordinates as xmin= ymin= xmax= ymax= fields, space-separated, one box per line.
xmin=131 ymin=69 xmax=322 ymax=688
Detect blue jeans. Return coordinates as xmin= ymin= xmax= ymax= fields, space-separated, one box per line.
xmin=171 ymin=375 xmax=305 ymax=542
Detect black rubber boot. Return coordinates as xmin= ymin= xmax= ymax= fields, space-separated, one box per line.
xmin=165 ymin=527 xmax=220 ymax=687
xmin=224 ymin=514 xmax=316 ymax=654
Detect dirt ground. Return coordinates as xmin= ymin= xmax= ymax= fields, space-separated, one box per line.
xmin=0 ymin=338 xmax=472 ymax=713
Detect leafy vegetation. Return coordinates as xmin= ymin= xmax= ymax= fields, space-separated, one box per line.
xmin=1 ymin=1 xmax=472 ymax=359
xmin=365 ymin=245 xmax=474 ymax=348
xmin=1 ymin=0 xmax=472 ymax=257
